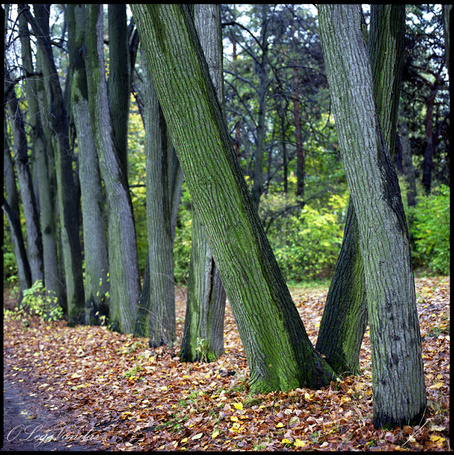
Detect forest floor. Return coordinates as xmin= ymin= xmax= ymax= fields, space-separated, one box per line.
xmin=3 ymin=276 xmax=450 ymax=451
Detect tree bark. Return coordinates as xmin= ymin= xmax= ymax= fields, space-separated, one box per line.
xmin=132 ymin=3 xmax=336 ymax=394
xmin=180 ymin=3 xmax=227 ymax=363
xmin=68 ymin=4 xmax=110 ymax=323
xmin=319 ymin=4 xmax=426 ymax=429
xmin=84 ymin=4 xmax=141 ymax=333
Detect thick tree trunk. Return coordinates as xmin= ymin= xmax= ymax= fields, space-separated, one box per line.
xmin=319 ymin=4 xmax=426 ymax=429
xmin=24 ymin=4 xmax=85 ymax=323
xmin=18 ymin=5 xmax=60 ymax=302
xmin=316 ymin=4 xmax=405 ymax=377
xmin=84 ymin=4 xmax=141 ymax=334
xmin=180 ymin=3 xmax=226 ymax=363
xmin=132 ymin=4 xmax=336 ymax=394
xmin=68 ymin=4 xmax=110 ymax=324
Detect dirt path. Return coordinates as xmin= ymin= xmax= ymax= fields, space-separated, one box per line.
xmin=2 ymin=377 xmax=102 ymax=451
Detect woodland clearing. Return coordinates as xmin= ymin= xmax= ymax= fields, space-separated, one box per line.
xmin=3 ymin=276 xmax=450 ymax=451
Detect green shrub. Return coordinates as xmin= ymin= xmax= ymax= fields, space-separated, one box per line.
xmin=266 ymin=192 xmax=349 ymax=281
xmin=20 ymin=280 xmax=63 ymax=322
xmin=409 ymin=184 xmax=450 ymax=275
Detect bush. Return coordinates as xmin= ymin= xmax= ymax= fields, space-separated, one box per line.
xmin=409 ymin=184 xmax=450 ymax=275
xmin=20 ymin=280 xmax=63 ymax=322
xmin=265 ymin=192 xmax=349 ymax=281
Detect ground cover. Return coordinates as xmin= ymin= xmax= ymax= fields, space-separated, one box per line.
xmin=3 ymin=277 xmax=450 ymax=451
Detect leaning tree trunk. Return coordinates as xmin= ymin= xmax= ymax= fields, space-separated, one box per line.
xmin=180 ymin=3 xmax=227 ymax=364
xmin=84 ymin=4 xmax=141 ymax=334
xmin=316 ymin=4 xmax=406 ymax=377
xmin=319 ymin=4 xmax=426 ymax=429
xmin=24 ymin=4 xmax=85 ymax=323
xmin=68 ymin=4 xmax=110 ymax=323
xmin=132 ymin=4 xmax=336 ymax=394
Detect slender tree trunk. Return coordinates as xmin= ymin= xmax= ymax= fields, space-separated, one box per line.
xmin=3 ymin=144 xmax=32 ymax=292
xmin=180 ymin=4 xmax=227 ymax=363
xmin=18 ymin=4 xmax=60 ymax=301
xmin=399 ymin=119 xmax=417 ymax=207
xmin=5 ymin=77 xmax=43 ymax=284
xmin=68 ymin=4 xmax=110 ymax=323
xmin=132 ymin=4 xmax=336 ymax=394
xmin=251 ymin=5 xmax=269 ymax=208
xmin=24 ymin=4 xmax=85 ymax=323
xmin=84 ymin=4 xmax=141 ymax=333
xmin=319 ymin=4 xmax=426 ymax=429
xmin=108 ymin=4 xmax=130 ymax=179
xmin=316 ymin=4 xmax=405 ymax=377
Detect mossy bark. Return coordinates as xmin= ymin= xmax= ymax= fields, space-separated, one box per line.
xmin=180 ymin=4 xmax=226 ymax=364
xmin=319 ymin=4 xmax=426 ymax=429
xmin=85 ymin=5 xmax=141 ymax=333
xmin=132 ymin=4 xmax=336 ymax=394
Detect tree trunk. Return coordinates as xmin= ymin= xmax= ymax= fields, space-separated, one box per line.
xmin=251 ymin=5 xmax=269 ymax=209
xmin=319 ymin=4 xmax=426 ymax=429
xmin=108 ymin=4 xmax=130 ymax=180
xmin=18 ymin=4 xmax=60 ymax=302
xmin=180 ymin=3 xmax=227 ymax=363
xmin=68 ymin=4 xmax=110 ymax=324
xmin=3 ymin=144 xmax=32 ymax=292
xmin=316 ymin=4 xmax=405 ymax=377
xmin=84 ymin=4 xmax=141 ymax=333
xmin=24 ymin=4 xmax=85 ymax=323
xmin=132 ymin=4 xmax=336 ymax=394
xmin=5 ymin=77 xmax=44 ymax=284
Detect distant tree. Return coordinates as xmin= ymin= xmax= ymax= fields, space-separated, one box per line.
xmin=23 ymin=4 xmax=85 ymax=323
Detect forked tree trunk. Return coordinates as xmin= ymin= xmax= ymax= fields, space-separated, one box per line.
xmin=132 ymin=4 xmax=336 ymax=394
xmin=319 ymin=4 xmax=426 ymax=429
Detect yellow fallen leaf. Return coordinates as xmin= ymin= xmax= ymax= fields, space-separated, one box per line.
xmin=304 ymin=393 xmax=311 ymax=400
xmin=71 ymin=373 xmax=81 ymax=379
xmin=181 ymin=437 xmax=188 ymax=443
xmin=294 ymin=439 xmax=306 ymax=447
xmin=230 ymin=416 xmax=238 ymax=422
xmin=276 ymin=422 xmax=284 ymax=428
xmin=192 ymin=432 xmax=203 ymax=440
xmin=212 ymin=430 xmax=220 ymax=439
xmin=233 ymin=402 xmax=243 ymax=410
xmin=430 ymin=435 xmax=445 ymax=443
xmin=282 ymin=438 xmax=292 ymax=444
xmin=429 ymin=382 xmax=444 ymax=389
